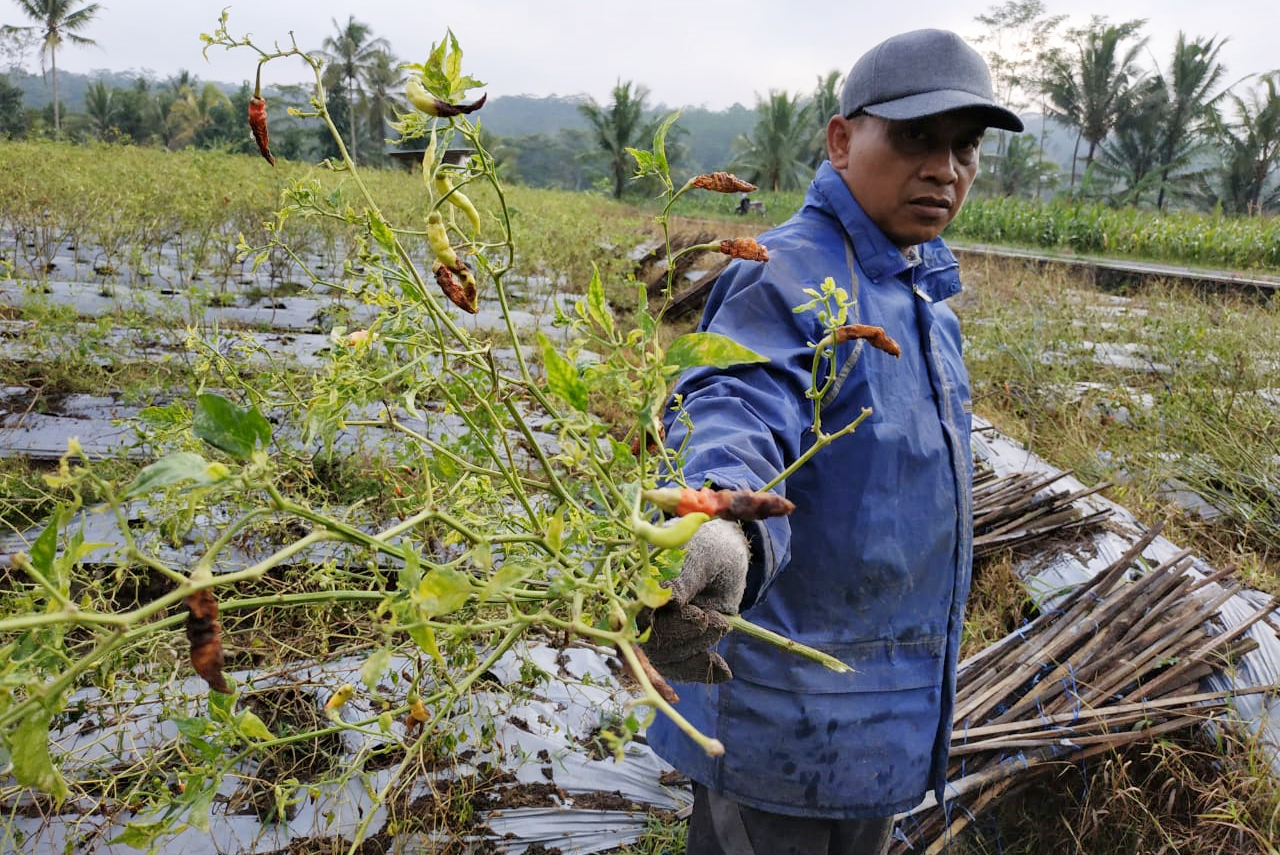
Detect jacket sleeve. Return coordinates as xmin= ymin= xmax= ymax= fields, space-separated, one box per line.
xmin=663 ymin=255 xmax=826 ymax=605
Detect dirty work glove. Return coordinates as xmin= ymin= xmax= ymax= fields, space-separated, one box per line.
xmin=640 ymin=517 xmax=750 ymax=684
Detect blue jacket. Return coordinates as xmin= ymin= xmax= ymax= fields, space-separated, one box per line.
xmin=648 ymin=162 xmax=974 ymax=818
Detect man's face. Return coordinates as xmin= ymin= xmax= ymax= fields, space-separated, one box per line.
xmin=827 ymin=110 xmax=985 ymax=249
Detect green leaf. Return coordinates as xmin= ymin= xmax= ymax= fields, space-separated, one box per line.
xmin=414 ymin=567 xmax=472 ymax=618
xmin=479 ymin=561 xmax=532 ymax=602
xmin=137 ymin=401 xmax=188 ymax=430
xmin=368 ymin=209 xmax=396 ymax=255
xmin=8 ymin=706 xmax=69 ymax=799
xmin=108 ymin=820 xmax=170 ymax=849
xmin=193 ymin=393 xmax=272 ymax=460
xmin=235 ymin=710 xmax=275 ymax=742
xmin=537 ymin=332 xmax=588 ymax=412
xmin=125 ymin=452 xmax=228 ymax=498
xmin=664 ymin=332 xmax=769 ymax=371
xmin=635 ymin=282 xmax=656 ymax=337
xmin=207 ymin=680 xmax=237 ymax=723
xmin=585 ymin=267 xmax=615 ymax=337
xmin=28 ymin=515 xmax=59 ymax=581
xmin=187 ymin=780 xmax=216 ymax=833
xmin=361 ymin=647 xmax=392 ymax=693
xmin=650 ymin=111 xmax=681 ymax=179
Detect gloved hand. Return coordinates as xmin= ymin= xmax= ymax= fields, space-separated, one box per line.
xmin=639 ymin=517 xmax=750 ymax=683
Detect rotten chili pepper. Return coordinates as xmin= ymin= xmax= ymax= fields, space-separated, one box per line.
xmin=642 ymin=486 xmax=796 ymax=522
xmin=691 ymin=172 xmax=757 ymax=194
xmin=834 ymin=323 xmax=901 ymax=357
xmin=433 ymin=261 xmax=478 ymax=314
xmin=248 ymin=65 xmax=274 ymax=166
xmin=405 ymin=77 xmax=487 ymax=117
xmin=186 ymin=588 xmax=230 ymax=693
xmin=719 ymin=237 xmax=769 ymax=262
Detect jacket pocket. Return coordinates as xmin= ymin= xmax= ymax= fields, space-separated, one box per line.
xmin=724 ymin=633 xmax=946 ymax=694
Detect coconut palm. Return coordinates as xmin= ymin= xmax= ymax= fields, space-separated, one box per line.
xmin=361 ymin=48 xmax=402 ymax=163
xmin=578 ymin=79 xmax=654 ymax=199
xmin=806 ymin=71 xmax=842 ymax=167
xmin=6 ymin=0 xmax=101 ymax=135
xmin=1092 ymin=78 xmax=1168 ymax=205
xmin=1038 ymin=17 xmax=1148 ymax=192
xmin=318 ymin=15 xmax=390 ymax=164
xmin=165 ymin=81 xmax=231 ymax=151
xmin=1152 ymin=33 xmax=1231 ymax=210
xmin=730 ymin=90 xmax=813 ymax=193
xmin=1204 ymin=73 xmax=1280 ymax=215
xmin=82 ymin=77 xmax=115 ymax=140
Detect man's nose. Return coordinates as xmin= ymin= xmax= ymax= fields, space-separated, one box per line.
xmin=919 ymin=145 xmax=959 ymax=183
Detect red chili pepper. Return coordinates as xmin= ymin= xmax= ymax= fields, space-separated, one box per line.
xmin=249 ymin=65 xmax=275 ymax=166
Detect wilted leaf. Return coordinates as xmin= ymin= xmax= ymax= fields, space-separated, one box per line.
xmin=361 ymin=647 xmax=392 ymax=693
xmin=664 ymin=332 xmax=768 ymax=371
xmin=414 ymin=567 xmax=472 ymax=618
xmin=636 ymin=572 xmax=673 ymax=609
xmin=479 ymin=561 xmax=532 ymax=602
xmin=8 ymin=707 xmax=69 ymax=799
xmin=235 ymin=710 xmax=275 ymax=742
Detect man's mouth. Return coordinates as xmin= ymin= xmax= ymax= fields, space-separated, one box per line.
xmin=909 ymin=196 xmax=953 ymax=210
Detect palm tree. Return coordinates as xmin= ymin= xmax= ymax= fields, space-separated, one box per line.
xmin=82 ymin=77 xmax=115 ymax=140
xmin=7 ymin=0 xmax=101 ymax=135
xmin=807 ymin=71 xmax=842 ymax=167
xmin=1152 ymin=33 xmax=1231 ymax=210
xmin=1205 ymin=73 xmax=1280 ymax=215
xmin=730 ymin=90 xmax=813 ymax=192
xmin=361 ymin=49 xmax=402 ymax=163
xmin=1093 ymin=78 xmax=1168 ymax=205
xmin=1038 ymin=17 xmax=1148 ymax=192
xmin=578 ymin=79 xmax=654 ymax=199
xmin=164 ymin=79 xmax=231 ymax=150
xmin=318 ymin=15 xmax=390 ymax=164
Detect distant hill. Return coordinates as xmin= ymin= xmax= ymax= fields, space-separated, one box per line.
xmin=6 ymin=65 xmax=1082 ymax=178
xmin=6 ymin=66 xmax=241 ymax=108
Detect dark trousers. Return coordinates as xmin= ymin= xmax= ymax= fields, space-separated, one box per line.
xmin=686 ymin=785 xmax=894 ymax=855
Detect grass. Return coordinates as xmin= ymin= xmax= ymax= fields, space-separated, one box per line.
xmin=958 ymin=255 xmax=1280 ymax=585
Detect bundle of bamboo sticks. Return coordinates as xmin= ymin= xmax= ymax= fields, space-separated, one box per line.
xmin=893 ymin=523 xmax=1280 ymax=854
xmin=972 ymin=467 xmax=1112 ymax=558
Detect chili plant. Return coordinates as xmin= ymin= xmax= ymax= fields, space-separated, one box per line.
xmin=0 ymin=15 xmax=881 ymax=851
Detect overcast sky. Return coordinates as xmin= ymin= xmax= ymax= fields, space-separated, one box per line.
xmin=8 ymin=1 xmax=1278 ymax=111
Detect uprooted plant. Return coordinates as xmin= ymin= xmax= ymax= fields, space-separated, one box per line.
xmin=0 ymin=15 xmax=898 ymax=851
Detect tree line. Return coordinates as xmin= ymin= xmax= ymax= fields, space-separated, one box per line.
xmin=3 ymin=0 xmax=1279 ymax=214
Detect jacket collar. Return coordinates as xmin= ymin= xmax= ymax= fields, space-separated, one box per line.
xmin=808 ymin=161 xmax=962 ymax=302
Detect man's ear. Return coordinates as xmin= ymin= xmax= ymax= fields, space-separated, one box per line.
xmin=827 ymin=115 xmax=852 ymax=168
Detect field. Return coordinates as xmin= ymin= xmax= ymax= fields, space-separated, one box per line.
xmin=2 ymin=99 xmax=1280 ymax=854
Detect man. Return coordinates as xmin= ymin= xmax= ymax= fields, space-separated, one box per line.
xmin=641 ymin=29 xmax=1024 ymax=855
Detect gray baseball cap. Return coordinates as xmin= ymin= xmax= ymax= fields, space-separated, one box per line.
xmin=839 ymin=29 xmax=1024 ymax=132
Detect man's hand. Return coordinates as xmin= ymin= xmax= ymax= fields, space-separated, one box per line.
xmin=640 ymin=517 xmax=750 ymax=683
